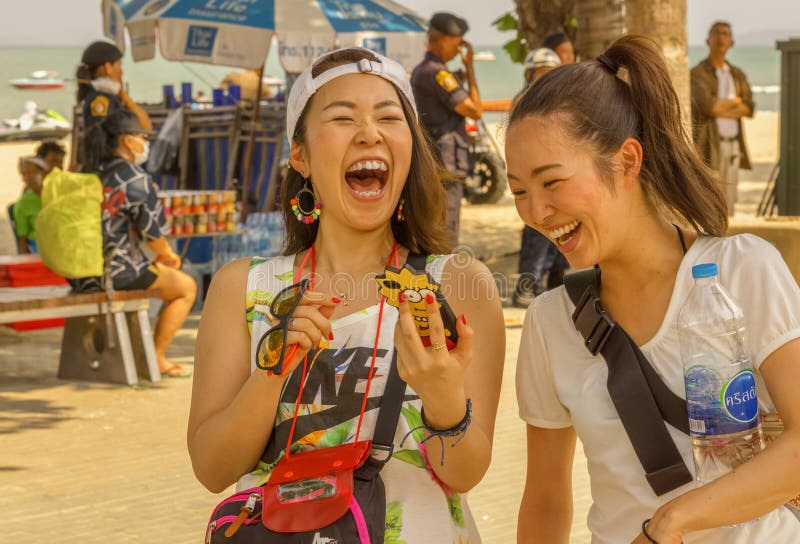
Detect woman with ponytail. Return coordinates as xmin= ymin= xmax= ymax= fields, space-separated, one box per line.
xmin=75 ymin=41 xmax=152 ymax=169
xmin=508 ymin=35 xmax=800 ymax=543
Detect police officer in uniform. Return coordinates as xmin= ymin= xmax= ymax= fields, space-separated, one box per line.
xmin=75 ymin=41 xmax=152 ymax=171
xmin=411 ymin=12 xmax=482 ymax=246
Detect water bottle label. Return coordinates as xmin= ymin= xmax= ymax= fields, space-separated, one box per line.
xmin=685 ymin=366 xmax=759 ymax=436
xmin=721 ymin=369 xmax=759 ymax=423
xmin=688 ymin=418 xmax=707 ymax=434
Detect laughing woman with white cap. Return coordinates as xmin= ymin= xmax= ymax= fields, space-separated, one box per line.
xmin=188 ymin=48 xmax=505 ymax=542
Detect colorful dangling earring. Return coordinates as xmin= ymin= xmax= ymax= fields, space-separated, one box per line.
xmin=291 ymin=179 xmax=321 ymax=224
xmin=395 ymin=197 xmax=405 ymax=222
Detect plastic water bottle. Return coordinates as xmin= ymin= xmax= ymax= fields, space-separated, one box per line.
xmin=257 ymin=214 xmax=269 ymax=256
xmin=246 ymin=213 xmax=267 ymax=256
xmin=265 ymin=211 xmax=286 ymax=256
xmin=182 ymin=260 xmax=203 ymax=313
xmin=677 ymin=263 xmax=765 ymax=484
xmin=213 ymin=235 xmax=228 ymax=273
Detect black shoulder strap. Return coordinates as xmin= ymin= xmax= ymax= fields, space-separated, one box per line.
xmin=370 ymin=349 xmax=406 ymax=452
xmin=405 ymin=253 xmax=427 ymax=271
xmin=564 ymin=268 xmax=693 ymax=496
xmin=357 ymin=350 xmax=406 ymax=480
xmin=372 ymin=252 xmax=427 ymax=448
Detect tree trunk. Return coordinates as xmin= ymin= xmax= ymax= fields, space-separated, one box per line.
xmin=625 ymin=0 xmax=690 ymax=123
xmin=574 ymin=0 xmax=625 ymax=59
xmin=514 ymin=0 xmax=575 ymax=50
xmin=513 ymin=0 xmax=689 ymax=124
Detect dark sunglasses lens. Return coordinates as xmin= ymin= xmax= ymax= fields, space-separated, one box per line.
xmin=257 ymin=328 xmax=285 ymax=370
xmin=272 ymin=283 xmax=304 ymax=316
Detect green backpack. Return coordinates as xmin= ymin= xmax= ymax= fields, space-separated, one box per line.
xmin=35 ymin=167 xmax=104 ymax=278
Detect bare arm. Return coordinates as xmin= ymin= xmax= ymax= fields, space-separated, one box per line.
xmin=712 ymin=97 xmax=750 ymax=119
xmin=394 ymin=257 xmax=504 ymax=492
xmin=188 ymin=258 xmax=337 ymax=492
xmin=187 ymin=258 xmax=287 ymax=492
xmin=454 ymin=98 xmax=482 ymax=120
xmin=636 ymin=338 xmax=800 ymax=542
xmin=17 ymin=236 xmax=30 ymax=254
xmin=453 ymin=41 xmax=482 ymax=120
xmin=518 ymin=425 xmax=577 ymax=544
xmin=119 ymin=88 xmax=153 ymax=132
xmin=146 ymin=237 xmax=181 ymax=268
xmin=718 ymin=103 xmax=751 ymax=119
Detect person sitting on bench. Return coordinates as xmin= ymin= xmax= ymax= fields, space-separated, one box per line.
xmin=73 ymin=110 xmax=196 ymax=378
xmin=13 ymin=156 xmax=48 ymax=254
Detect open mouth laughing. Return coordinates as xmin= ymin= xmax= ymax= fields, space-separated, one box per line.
xmin=345 ymin=159 xmax=389 ymax=200
xmin=548 ymin=220 xmax=581 ymax=247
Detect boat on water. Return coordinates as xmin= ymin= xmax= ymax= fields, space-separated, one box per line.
xmin=0 ymin=101 xmax=71 ymax=143
xmin=9 ymin=70 xmax=65 ymax=90
xmin=0 ymin=124 xmax=70 ymax=142
xmin=473 ymin=50 xmax=496 ymax=62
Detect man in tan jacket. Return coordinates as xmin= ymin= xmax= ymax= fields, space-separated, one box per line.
xmin=691 ymin=21 xmax=754 ymax=216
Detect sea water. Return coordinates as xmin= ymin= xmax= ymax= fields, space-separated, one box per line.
xmin=0 ymin=45 xmax=781 ymax=123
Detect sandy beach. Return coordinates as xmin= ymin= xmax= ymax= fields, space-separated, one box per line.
xmin=0 ymin=110 xmax=783 ymax=543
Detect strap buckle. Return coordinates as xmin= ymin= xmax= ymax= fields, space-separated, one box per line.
xmin=572 ymin=288 xmax=616 ymax=356
xmin=356 ymin=444 xmax=395 ymax=481
xmin=369 ymin=443 xmax=394 ymax=463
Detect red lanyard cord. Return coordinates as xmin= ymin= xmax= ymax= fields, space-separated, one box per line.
xmin=354 ymin=245 xmax=399 ymax=442
xmin=283 ymin=242 xmax=398 ymax=458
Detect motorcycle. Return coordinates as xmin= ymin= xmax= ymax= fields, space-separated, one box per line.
xmin=463 ymin=117 xmax=507 ymax=205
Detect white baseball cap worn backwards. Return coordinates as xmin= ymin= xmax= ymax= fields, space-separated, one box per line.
xmin=286 ymin=47 xmax=417 ymax=144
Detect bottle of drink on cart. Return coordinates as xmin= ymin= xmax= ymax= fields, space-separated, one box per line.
xmin=677 ymin=262 xmax=765 ymax=484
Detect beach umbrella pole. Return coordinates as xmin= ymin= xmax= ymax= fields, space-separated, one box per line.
xmin=240 ymin=67 xmax=265 ymax=222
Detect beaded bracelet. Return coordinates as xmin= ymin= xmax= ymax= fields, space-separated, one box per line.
xmin=401 ymin=398 xmax=472 ymax=466
xmin=642 ymin=518 xmax=658 ymax=543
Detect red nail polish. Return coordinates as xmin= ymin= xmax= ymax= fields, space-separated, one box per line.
xmin=460 ymin=314 xmax=467 ymax=325
xmin=328 ymin=332 xmax=334 ymax=340
xmin=398 ymin=292 xmax=406 ymax=303
xmin=331 ymin=297 xmax=342 ymax=304
xmin=425 ymin=293 xmax=434 ymax=304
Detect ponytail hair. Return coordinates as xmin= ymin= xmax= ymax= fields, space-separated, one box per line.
xmin=83 ymin=109 xmax=139 ymax=173
xmin=76 ymin=63 xmax=94 ymax=103
xmin=509 ymin=34 xmax=727 ymax=236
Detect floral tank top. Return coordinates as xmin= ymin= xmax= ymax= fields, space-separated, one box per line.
xmin=239 ymin=253 xmax=481 ymax=544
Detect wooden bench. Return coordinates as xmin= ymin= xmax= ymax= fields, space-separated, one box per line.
xmin=0 ymin=288 xmax=161 ymax=386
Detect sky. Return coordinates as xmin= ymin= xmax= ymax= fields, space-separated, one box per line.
xmin=0 ymin=0 xmax=797 ymax=46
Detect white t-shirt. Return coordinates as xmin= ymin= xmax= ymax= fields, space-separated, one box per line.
xmin=517 ymin=234 xmax=800 ymax=543
xmin=715 ymin=63 xmax=739 ymax=139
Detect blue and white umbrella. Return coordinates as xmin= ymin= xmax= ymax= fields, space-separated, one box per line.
xmin=102 ymin=0 xmax=428 ymax=73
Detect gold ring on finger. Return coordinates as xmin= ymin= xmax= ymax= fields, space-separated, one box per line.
xmin=431 ymin=342 xmax=447 ymax=351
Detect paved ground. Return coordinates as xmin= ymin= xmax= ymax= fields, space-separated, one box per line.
xmin=0 ymin=169 xmax=773 ymax=543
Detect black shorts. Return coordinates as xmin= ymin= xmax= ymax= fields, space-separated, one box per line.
xmin=116 ymin=263 xmax=160 ymax=290
xmin=68 ymin=263 xmax=160 ymax=293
